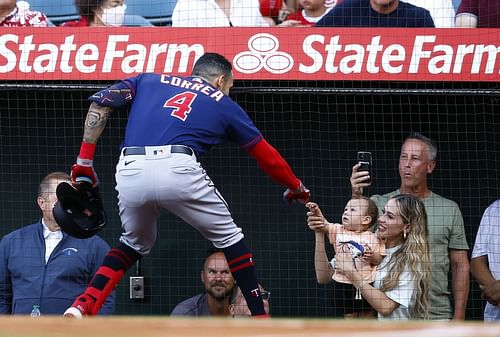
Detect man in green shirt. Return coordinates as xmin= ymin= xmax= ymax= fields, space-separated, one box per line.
xmin=351 ymin=132 xmax=470 ymax=320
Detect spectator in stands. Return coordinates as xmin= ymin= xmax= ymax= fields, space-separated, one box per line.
xmin=455 ymin=0 xmax=500 ymax=28
xmin=259 ymin=0 xmax=284 ymax=25
xmin=350 ymin=132 xmax=470 ymax=320
xmin=316 ymin=0 xmax=435 ymax=27
xmin=0 ymin=172 xmax=114 ymax=315
xmin=172 ymin=0 xmax=270 ymax=26
xmin=172 ymin=0 xmax=301 ymax=27
xmin=283 ymin=0 xmax=336 ymax=13
xmin=400 ymin=0 xmax=456 ymax=27
xmin=62 ymin=0 xmax=126 ymax=27
xmin=229 ymin=283 xmax=270 ymax=317
xmin=171 ymin=249 xmax=235 ymax=316
xmin=471 ymin=199 xmax=500 ymax=321
xmin=284 ymin=0 xmax=333 ymax=26
xmin=284 ymin=0 xmax=300 ymax=12
xmin=308 ymin=194 xmax=431 ymax=320
xmin=0 ymin=0 xmax=48 ymax=26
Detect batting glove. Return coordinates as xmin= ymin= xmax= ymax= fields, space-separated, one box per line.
xmin=71 ymin=141 xmax=98 ymax=187
xmin=283 ymin=181 xmax=310 ymax=205
xmin=71 ymin=158 xmax=98 ymax=187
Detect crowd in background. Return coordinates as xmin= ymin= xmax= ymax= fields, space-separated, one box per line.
xmin=1 ymin=0 xmax=499 ymax=28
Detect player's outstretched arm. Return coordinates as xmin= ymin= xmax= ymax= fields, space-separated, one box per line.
xmin=247 ymin=138 xmax=310 ymax=204
xmin=71 ymin=102 xmax=113 ymax=186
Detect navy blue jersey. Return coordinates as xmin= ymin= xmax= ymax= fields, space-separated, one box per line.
xmin=98 ymin=73 xmax=263 ymax=157
xmin=316 ymin=0 xmax=435 ymax=27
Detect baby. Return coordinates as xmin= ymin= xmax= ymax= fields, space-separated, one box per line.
xmin=307 ymin=196 xmax=385 ymax=318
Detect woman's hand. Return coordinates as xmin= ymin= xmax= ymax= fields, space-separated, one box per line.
xmin=334 ymin=252 xmax=365 ymax=288
xmin=361 ymin=244 xmax=375 ymax=264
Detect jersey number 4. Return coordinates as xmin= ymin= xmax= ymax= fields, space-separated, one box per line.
xmin=164 ymin=91 xmax=198 ymax=122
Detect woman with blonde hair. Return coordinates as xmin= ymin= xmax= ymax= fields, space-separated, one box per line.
xmin=308 ymin=194 xmax=431 ymax=319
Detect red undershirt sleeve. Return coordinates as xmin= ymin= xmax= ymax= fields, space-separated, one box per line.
xmin=246 ymin=138 xmax=301 ymax=190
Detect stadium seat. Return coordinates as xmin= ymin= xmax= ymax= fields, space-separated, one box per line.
xmin=27 ymin=0 xmax=79 ymax=25
xmin=123 ymin=14 xmax=154 ymax=27
xmin=126 ymin=0 xmax=177 ymax=26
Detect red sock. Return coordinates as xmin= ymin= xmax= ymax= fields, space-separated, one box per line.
xmin=83 ymin=243 xmax=141 ymax=315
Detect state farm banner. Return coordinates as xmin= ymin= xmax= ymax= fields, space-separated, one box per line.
xmin=1 ymin=27 xmax=499 ymax=82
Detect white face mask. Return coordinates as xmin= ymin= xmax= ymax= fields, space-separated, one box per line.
xmin=99 ymin=4 xmax=127 ymax=27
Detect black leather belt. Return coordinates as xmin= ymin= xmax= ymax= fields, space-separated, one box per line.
xmin=123 ymin=145 xmax=194 ymax=156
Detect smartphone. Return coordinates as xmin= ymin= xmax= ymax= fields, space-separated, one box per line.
xmin=357 ymin=151 xmax=372 ymax=184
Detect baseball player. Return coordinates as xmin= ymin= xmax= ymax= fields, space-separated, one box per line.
xmin=64 ymin=52 xmax=310 ymax=318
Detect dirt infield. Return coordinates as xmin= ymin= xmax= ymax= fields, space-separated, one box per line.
xmin=1 ymin=317 xmax=499 ymax=337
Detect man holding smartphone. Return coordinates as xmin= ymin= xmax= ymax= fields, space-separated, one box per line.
xmin=357 ymin=151 xmax=372 ymax=184
xmin=350 ymin=132 xmax=470 ymax=320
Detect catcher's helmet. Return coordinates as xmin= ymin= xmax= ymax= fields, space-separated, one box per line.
xmin=53 ymin=181 xmax=106 ymax=239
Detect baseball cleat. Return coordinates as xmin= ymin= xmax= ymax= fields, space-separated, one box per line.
xmin=253 ymin=313 xmax=271 ymax=318
xmin=63 ymin=307 xmax=83 ymax=318
xmin=63 ymin=293 xmax=95 ymax=317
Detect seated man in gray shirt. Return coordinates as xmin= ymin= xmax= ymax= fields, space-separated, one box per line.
xmin=171 ymin=249 xmax=235 ymax=316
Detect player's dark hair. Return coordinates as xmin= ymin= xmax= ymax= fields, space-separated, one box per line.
xmin=192 ymin=53 xmax=233 ymax=82
xmin=75 ymin=0 xmax=107 ymax=25
xmin=404 ymin=132 xmax=438 ymax=161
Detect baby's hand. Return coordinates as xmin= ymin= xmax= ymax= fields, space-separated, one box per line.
xmin=306 ymin=202 xmax=327 ymax=232
xmin=306 ymin=202 xmax=320 ymax=215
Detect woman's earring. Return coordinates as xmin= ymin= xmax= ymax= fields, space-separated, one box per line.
xmin=403 ymin=231 xmax=407 ymax=239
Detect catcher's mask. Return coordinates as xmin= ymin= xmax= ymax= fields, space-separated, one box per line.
xmin=53 ymin=181 xmax=106 ymax=239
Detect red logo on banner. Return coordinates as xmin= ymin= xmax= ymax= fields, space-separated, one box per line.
xmin=233 ymin=33 xmax=294 ymax=74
